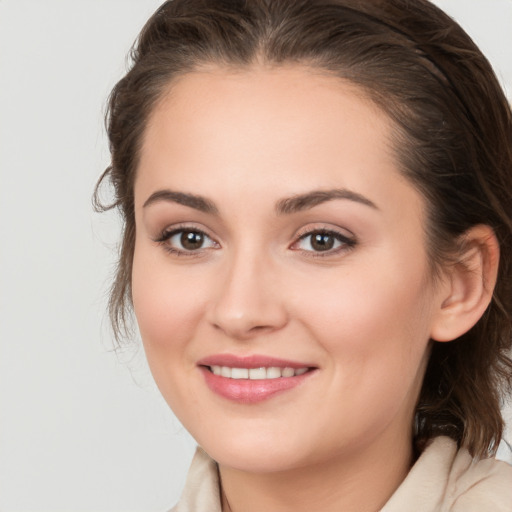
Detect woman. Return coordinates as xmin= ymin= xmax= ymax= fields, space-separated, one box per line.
xmin=95 ymin=0 xmax=512 ymax=510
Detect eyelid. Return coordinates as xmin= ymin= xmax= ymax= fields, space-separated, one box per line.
xmin=153 ymin=221 xmax=215 ymax=240
xmin=293 ymin=223 xmax=355 ymax=240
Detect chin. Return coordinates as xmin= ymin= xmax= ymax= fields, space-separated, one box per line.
xmin=205 ymin=443 xmax=305 ymax=474
xmin=190 ymin=423 xmax=331 ymax=474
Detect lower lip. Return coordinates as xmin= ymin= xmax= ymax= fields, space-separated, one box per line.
xmin=200 ymin=367 xmax=314 ymax=404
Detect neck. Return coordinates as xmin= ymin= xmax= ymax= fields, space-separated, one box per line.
xmin=219 ymin=431 xmax=413 ymax=512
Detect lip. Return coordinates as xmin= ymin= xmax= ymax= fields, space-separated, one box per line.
xmin=197 ymin=354 xmax=317 ymax=404
xmin=197 ymin=354 xmax=312 ymax=369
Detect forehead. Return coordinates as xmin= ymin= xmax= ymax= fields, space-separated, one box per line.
xmin=136 ymin=65 xmax=418 ymax=218
xmin=141 ymin=65 xmax=391 ymax=161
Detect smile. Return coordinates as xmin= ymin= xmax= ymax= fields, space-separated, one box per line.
xmin=208 ymin=366 xmax=309 ymax=379
xmin=197 ymin=355 xmax=317 ymax=403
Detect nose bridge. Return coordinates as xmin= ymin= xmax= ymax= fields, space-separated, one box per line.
xmin=209 ymin=243 xmax=288 ymax=339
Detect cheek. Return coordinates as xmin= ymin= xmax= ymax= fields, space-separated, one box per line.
xmin=300 ymin=273 xmax=432 ymax=438
xmin=131 ymin=250 xmax=213 ymax=420
xmin=131 ymin=248 xmax=205 ymax=362
xmin=289 ymin=256 xmax=433 ymax=389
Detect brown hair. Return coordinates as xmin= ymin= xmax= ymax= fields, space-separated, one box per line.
xmin=95 ymin=0 xmax=512 ymax=457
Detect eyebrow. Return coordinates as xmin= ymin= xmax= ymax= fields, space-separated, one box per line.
xmin=143 ymin=190 xmax=219 ymax=214
xmin=142 ymin=187 xmax=377 ymax=215
xmin=275 ymin=189 xmax=378 ymax=214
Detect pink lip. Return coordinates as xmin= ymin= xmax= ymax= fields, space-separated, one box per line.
xmin=197 ymin=354 xmax=312 ymax=369
xmin=197 ymin=354 xmax=317 ymax=404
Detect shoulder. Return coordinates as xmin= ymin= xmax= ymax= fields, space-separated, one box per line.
xmin=381 ymin=437 xmax=512 ymax=512
xmin=443 ymin=442 xmax=512 ymax=512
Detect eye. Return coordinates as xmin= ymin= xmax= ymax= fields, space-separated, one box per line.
xmin=292 ymin=229 xmax=356 ymax=254
xmin=156 ymin=227 xmax=218 ymax=254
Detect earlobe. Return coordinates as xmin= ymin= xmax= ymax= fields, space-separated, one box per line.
xmin=430 ymin=225 xmax=499 ymax=342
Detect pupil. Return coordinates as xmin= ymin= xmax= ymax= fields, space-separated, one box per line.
xmin=311 ymin=233 xmax=334 ymax=251
xmin=181 ymin=231 xmax=204 ymax=250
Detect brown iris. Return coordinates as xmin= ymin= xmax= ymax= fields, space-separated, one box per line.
xmin=310 ymin=232 xmax=335 ymax=251
xmin=181 ymin=231 xmax=204 ymax=250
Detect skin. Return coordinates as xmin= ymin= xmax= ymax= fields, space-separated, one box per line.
xmin=131 ymin=66 xmax=487 ymax=511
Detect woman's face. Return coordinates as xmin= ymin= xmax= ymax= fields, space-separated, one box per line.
xmin=132 ymin=66 xmax=445 ymax=472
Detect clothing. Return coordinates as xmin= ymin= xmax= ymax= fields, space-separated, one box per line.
xmin=170 ymin=437 xmax=512 ymax=511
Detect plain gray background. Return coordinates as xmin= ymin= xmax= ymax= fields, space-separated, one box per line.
xmin=0 ymin=1 xmax=511 ymax=511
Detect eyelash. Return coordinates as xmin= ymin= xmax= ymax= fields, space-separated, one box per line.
xmin=154 ymin=226 xmax=357 ymax=258
xmin=154 ymin=225 xmax=218 ymax=257
xmin=291 ymin=228 xmax=357 ymax=257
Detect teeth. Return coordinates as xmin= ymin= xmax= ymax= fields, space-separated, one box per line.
xmin=267 ymin=367 xmax=282 ymax=379
xmin=231 ymin=368 xmax=249 ymax=379
xmin=209 ymin=366 xmax=309 ymax=379
xmin=249 ymin=367 xmax=267 ymax=380
xmin=282 ymin=367 xmax=295 ymax=378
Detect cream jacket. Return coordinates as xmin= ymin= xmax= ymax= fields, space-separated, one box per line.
xmin=170 ymin=437 xmax=512 ymax=511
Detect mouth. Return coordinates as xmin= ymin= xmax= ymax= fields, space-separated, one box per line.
xmin=206 ymin=365 xmax=310 ymax=379
xmin=197 ymin=354 xmax=317 ymax=403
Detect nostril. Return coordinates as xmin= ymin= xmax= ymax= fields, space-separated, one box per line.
xmin=249 ymin=325 xmax=273 ymax=333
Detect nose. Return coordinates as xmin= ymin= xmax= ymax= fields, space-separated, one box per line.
xmin=207 ymin=250 xmax=289 ymax=340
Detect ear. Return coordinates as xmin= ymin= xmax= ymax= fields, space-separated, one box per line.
xmin=430 ymin=225 xmax=500 ymax=342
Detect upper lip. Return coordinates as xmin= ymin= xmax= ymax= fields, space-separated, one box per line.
xmin=197 ymin=354 xmax=315 ymax=369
